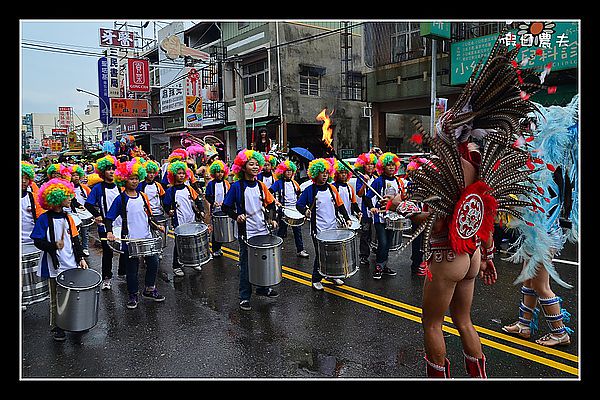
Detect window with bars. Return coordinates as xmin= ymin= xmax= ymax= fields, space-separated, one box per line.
xmin=242 ymin=58 xmax=269 ymax=95
xmin=343 ymin=71 xmax=363 ymax=101
xmin=299 ymin=65 xmax=324 ymax=96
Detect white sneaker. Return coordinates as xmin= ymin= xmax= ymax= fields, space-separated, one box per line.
xmin=332 ymin=278 xmax=344 ymax=286
xmin=101 ymin=279 xmax=112 ymax=290
xmin=297 ymin=250 xmax=310 ymax=258
xmin=173 ymin=267 xmax=184 ymax=277
xmin=193 ymin=265 xmax=202 ymax=272
xmin=312 ymin=281 xmax=324 ymax=291
xmin=83 ymin=249 xmax=90 ymax=257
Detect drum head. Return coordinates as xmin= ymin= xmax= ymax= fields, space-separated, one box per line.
xmin=283 ymin=207 xmax=303 ymax=219
xmin=247 ymin=234 xmax=283 ymax=248
xmin=77 ymin=209 xmax=93 ymax=219
xmin=57 ymin=268 xmax=102 ymax=290
xmin=174 ymin=222 xmax=208 ymax=236
xmin=212 ymin=210 xmax=228 ymax=217
xmin=22 ymin=243 xmax=40 ymax=257
xmin=316 ymin=229 xmax=355 ymax=242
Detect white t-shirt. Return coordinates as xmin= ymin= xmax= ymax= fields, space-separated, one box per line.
xmin=282 ymin=181 xmax=298 ymax=207
xmin=143 ymin=182 xmax=163 ymax=215
xmin=74 ymin=184 xmax=88 ymax=206
xmin=36 ymin=217 xmax=78 ymax=278
xmin=244 ymin=184 xmax=270 ymax=239
xmin=214 ymin=180 xmax=227 ymax=212
xmin=175 ymin=187 xmax=197 ymax=225
xmin=315 ymin=188 xmax=338 ymax=234
xmin=337 ymin=184 xmax=354 ymax=216
xmin=116 ymin=194 xmax=152 ymax=240
xmin=21 ymin=194 xmax=35 ymax=245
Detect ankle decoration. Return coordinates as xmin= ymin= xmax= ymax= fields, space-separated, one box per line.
xmin=463 ymin=351 xmax=487 ymax=378
xmin=424 ymin=356 xmax=450 ymax=378
xmin=539 ymin=296 xmax=574 ymax=335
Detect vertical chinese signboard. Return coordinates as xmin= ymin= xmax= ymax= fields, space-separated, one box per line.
xmin=128 ymin=58 xmax=150 ymax=92
xmin=97 ymin=57 xmax=113 ymax=125
xmin=185 ymin=67 xmax=203 ymax=128
xmin=58 ymin=107 xmax=73 ymax=130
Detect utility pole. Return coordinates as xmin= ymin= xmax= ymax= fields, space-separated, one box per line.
xmin=430 ymin=38 xmax=437 ymax=138
xmin=234 ymin=59 xmax=246 ymax=150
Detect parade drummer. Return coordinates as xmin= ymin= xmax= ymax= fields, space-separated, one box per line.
xmin=162 ymin=160 xmax=206 ymax=276
xmin=257 ymin=154 xmax=277 ymax=188
xmin=204 ymin=159 xmax=231 ymax=258
xmin=84 ymin=155 xmax=127 ymax=290
xmin=69 ymin=165 xmax=91 ymax=257
xmin=222 ymin=149 xmax=279 ymax=311
xmin=22 ymin=161 xmax=45 ymax=246
xmin=296 ymin=158 xmax=352 ymax=290
xmin=363 ymin=152 xmax=406 ymax=280
xmin=105 ymin=160 xmax=166 ymax=310
xmin=138 ymin=159 xmax=166 ymax=219
xmin=353 ymin=153 xmax=378 ymax=267
xmin=269 ymin=160 xmax=310 ymax=258
xmin=332 ymin=159 xmax=362 ymax=221
xmin=30 ymin=178 xmax=88 ymax=341
xmin=160 ymin=148 xmax=197 ymax=189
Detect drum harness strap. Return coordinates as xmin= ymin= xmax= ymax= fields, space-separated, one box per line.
xmin=170 ymin=184 xmax=203 ymax=224
xmin=27 ymin=191 xmax=38 ymax=222
xmin=45 ymin=213 xmax=79 ymax=270
xmin=240 ymin=180 xmax=272 ymax=240
xmin=275 ymin=179 xmax=301 ymax=221
xmin=118 ymin=192 xmax=157 ymax=241
xmin=309 ymin=184 xmax=344 ymax=237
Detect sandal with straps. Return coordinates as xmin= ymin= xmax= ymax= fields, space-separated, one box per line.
xmin=502 ymin=321 xmax=531 ymax=339
xmin=535 ymin=332 xmax=571 ymax=347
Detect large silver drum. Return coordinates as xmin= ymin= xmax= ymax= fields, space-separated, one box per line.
xmin=282 ymin=207 xmax=305 ymax=227
xmin=174 ymin=222 xmax=212 ymax=267
xmin=370 ymin=225 xmax=404 ymax=252
xmin=246 ymin=234 xmax=283 ymax=287
xmin=127 ymin=236 xmax=163 ymax=258
xmin=22 ymin=243 xmax=49 ymax=306
xmin=316 ymin=229 xmax=359 ymax=279
xmin=56 ymin=268 xmax=102 ymax=332
xmin=212 ymin=211 xmax=237 ymax=243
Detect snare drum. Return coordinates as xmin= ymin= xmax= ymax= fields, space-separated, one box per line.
xmin=212 ymin=210 xmax=237 ymax=243
xmin=385 ymin=211 xmax=412 ymax=231
xmin=127 ymin=236 xmax=163 ymax=258
xmin=21 ymin=243 xmax=49 ymax=306
xmin=370 ymin=226 xmax=404 ymax=252
xmin=56 ymin=268 xmax=101 ymax=332
xmin=108 ymin=227 xmax=125 ymax=254
xmin=246 ymin=234 xmax=283 ymax=287
xmin=174 ymin=222 xmax=212 ymax=268
xmin=316 ymin=229 xmax=359 ymax=279
xmin=282 ymin=207 xmax=305 ymax=227
xmin=76 ymin=208 xmax=94 ymax=228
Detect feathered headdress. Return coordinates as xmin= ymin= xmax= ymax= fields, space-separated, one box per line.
xmin=333 ymin=159 xmax=353 ymax=180
xmin=354 ymin=152 xmax=377 ymax=173
xmin=95 ymin=155 xmax=117 ymax=174
xmin=114 ymin=159 xmax=147 ymax=187
xmin=167 ymin=160 xmax=192 ymax=185
xmin=307 ymin=158 xmax=332 ymax=182
xmin=274 ymin=160 xmax=297 ymax=180
xmin=231 ymin=149 xmax=265 ymax=181
xmin=21 ymin=161 xmax=35 ymax=180
xmin=186 ymin=144 xmax=205 ymax=157
xmin=209 ymin=159 xmax=230 ymax=178
xmin=37 ymin=178 xmax=75 ymax=210
xmin=375 ymin=152 xmax=401 ymax=175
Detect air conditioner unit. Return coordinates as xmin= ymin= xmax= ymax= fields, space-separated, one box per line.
xmin=362 ymin=106 xmax=372 ymax=118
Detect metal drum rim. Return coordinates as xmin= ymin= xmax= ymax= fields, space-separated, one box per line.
xmin=56 ymin=268 xmax=102 ymax=291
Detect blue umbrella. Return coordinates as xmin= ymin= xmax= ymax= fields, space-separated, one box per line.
xmin=290 ymin=147 xmax=315 ymax=161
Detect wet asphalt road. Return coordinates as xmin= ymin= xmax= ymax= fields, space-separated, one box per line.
xmin=20 ymin=223 xmax=580 ymax=381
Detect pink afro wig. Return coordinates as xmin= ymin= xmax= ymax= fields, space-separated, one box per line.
xmin=354 ymin=152 xmax=377 ymax=173
xmin=114 ymin=159 xmax=147 ymax=187
xmin=376 ymin=152 xmax=401 ymax=175
xmin=38 ymin=178 xmax=75 ymax=210
xmin=47 ymin=163 xmax=72 ymax=180
xmin=168 ymin=148 xmax=189 ymax=163
xmin=231 ymin=149 xmax=265 ymax=181
xmin=167 ymin=160 xmax=192 ymax=185
xmin=273 ymin=160 xmax=297 ymax=180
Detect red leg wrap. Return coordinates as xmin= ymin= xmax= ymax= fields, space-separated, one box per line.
xmin=464 ymin=352 xmax=487 ymax=378
xmin=424 ymin=356 xmax=450 ymax=378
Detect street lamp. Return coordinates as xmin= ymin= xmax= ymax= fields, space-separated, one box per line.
xmin=76 ymin=88 xmax=109 ymax=145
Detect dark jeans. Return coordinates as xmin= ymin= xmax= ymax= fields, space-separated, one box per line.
xmin=359 ymin=217 xmax=373 ymax=259
xmin=311 ymin=233 xmax=324 ymax=283
xmin=99 ymin=226 xmax=126 ymax=279
xmin=212 ymin=231 xmax=222 ymax=252
xmin=276 ymin=220 xmax=304 ymax=253
xmin=125 ymin=253 xmax=159 ymax=295
xmin=374 ymin=222 xmax=395 ymax=266
xmin=410 ymin=223 xmax=423 ymax=269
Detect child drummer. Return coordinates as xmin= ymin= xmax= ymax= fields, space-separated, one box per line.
xmin=296 ymin=158 xmax=352 ymax=290
xmin=105 ymin=160 xmax=166 ymax=310
xmin=69 ymin=165 xmax=92 ymax=257
xmin=162 ymin=160 xmax=206 ymax=276
xmin=268 ymin=160 xmax=310 ymax=258
xmin=30 ymin=178 xmax=88 ymax=341
xmin=222 ymin=149 xmax=279 ymax=311
xmin=332 ymin=160 xmax=362 ymax=221
xmin=354 ymin=152 xmax=378 ymax=267
xmin=204 ymin=159 xmax=231 ymax=258
xmin=257 ymin=154 xmax=277 ymax=188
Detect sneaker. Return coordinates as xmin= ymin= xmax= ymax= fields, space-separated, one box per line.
xmin=83 ymin=249 xmax=90 ymax=257
xmin=331 ymin=278 xmax=344 ymax=286
xmin=101 ymin=278 xmax=112 ymax=290
xmin=373 ymin=266 xmax=383 ymax=280
xmin=213 ymin=249 xmax=223 ymax=257
xmin=173 ymin=267 xmax=184 ymax=277
xmin=53 ymin=327 xmax=66 ymax=342
xmin=142 ymin=288 xmax=165 ymax=302
xmin=297 ymin=250 xmax=310 ymax=258
xmin=312 ymin=281 xmax=324 ymax=291
xmin=382 ymin=267 xmax=397 ymax=276
xmin=193 ymin=265 xmax=202 ymax=272
xmin=239 ymin=300 xmax=252 ymax=311
xmin=256 ymin=288 xmax=279 ymax=298
xmin=359 ymin=257 xmax=369 ymax=266
xmin=126 ymin=293 xmax=138 ymax=309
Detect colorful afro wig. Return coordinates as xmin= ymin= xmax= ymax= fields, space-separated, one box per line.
xmin=274 ymin=160 xmax=297 ymax=180
xmin=307 ymin=158 xmax=332 ymax=182
xmin=95 ymin=155 xmax=117 ymax=174
xmin=231 ymin=149 xmax=265 ymax=181
xmin=70 ymin=164 xmax=85 ymax=178
xmin=263 ymin=154 xmax=278 ymax=168
xmin=354 ymin=152 xmax=377 ymax=173
xmin=167 ymin=160 xmax=192 ymax=185
xmin=208 ymin=159 xmax=230 ymax=178
xmin=102 ymin=141 xmax=116 ymax=155
xmin=114 ymin=159 xmax=147 ymax=187
xmin=86 ymin=173 xmax=103 ymax=187
xmin=37 ymin=178 xmax=75 ymax=210
xmin=47 ymin=163 xmax=72 ymax=180
xmin=333 ymin=159 xmax=353 ymax=180
xmin=143 ymin=160 xmax=160 ymax=173
xmin=21 ymin=161 xmax=35 ymax=181
xmin=376 ymin=152 xmax=401 ymax=175
xmin=168 ymin=148 xmax=189 ymax=163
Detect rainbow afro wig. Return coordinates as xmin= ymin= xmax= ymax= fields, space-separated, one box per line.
xmin=263 ymin=154 xmax=278 ymax=168
xmin=209 ymin=159 xmax=230 ymax=178
xmin=333 ymin=159 xmax=353 ymax=180
xmin=167 ymin=160 xmax=192 ymax=185
xmin=47 ymin=163 xmax=72 ymax=180
xmin=143 ymin=160 xmax=160 ymax=173
xmin=38 ymin=178 xmax=75 ymax=210
xmin=70 ymin=164 xmax=85 ymax=178
xmin=307 ymin=158 xmax=332 ymax=182
xmin=168 ymin=148 xmax=189 ymax=163
xmin=95 ymin=155 xmax=117 ymax=174
xmin=376 ymin=152 xmax=401 ymax=175
xmin=21 ymin=161 xmax=35 ymax=181
xmin=274 ymin=160 xmax=297 ymax=180
xmin=86 ymin=173 xmax=103 ymax=187
xmin=354 ymin=152 xmax=377 ymax=173
xmin=231 ymin=149 xmax=265 ymax=181
xmin=114 ymin=159 xmax=147 ymax=187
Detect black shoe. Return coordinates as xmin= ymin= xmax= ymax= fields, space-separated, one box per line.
xmin=239 ymin=300 xmax=252 ymax=311
xmin=256 ymin=288 xmax=279 ymax=298
xmin=382 ymin=266 xmax=397 ymax=276
xmin=359 ymin=257 xmax=369 ymax=266
xmin=373 ymin=266 xmax=383 ymax=280
xmin=53 ymin=327 xmax=66 ymax=342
